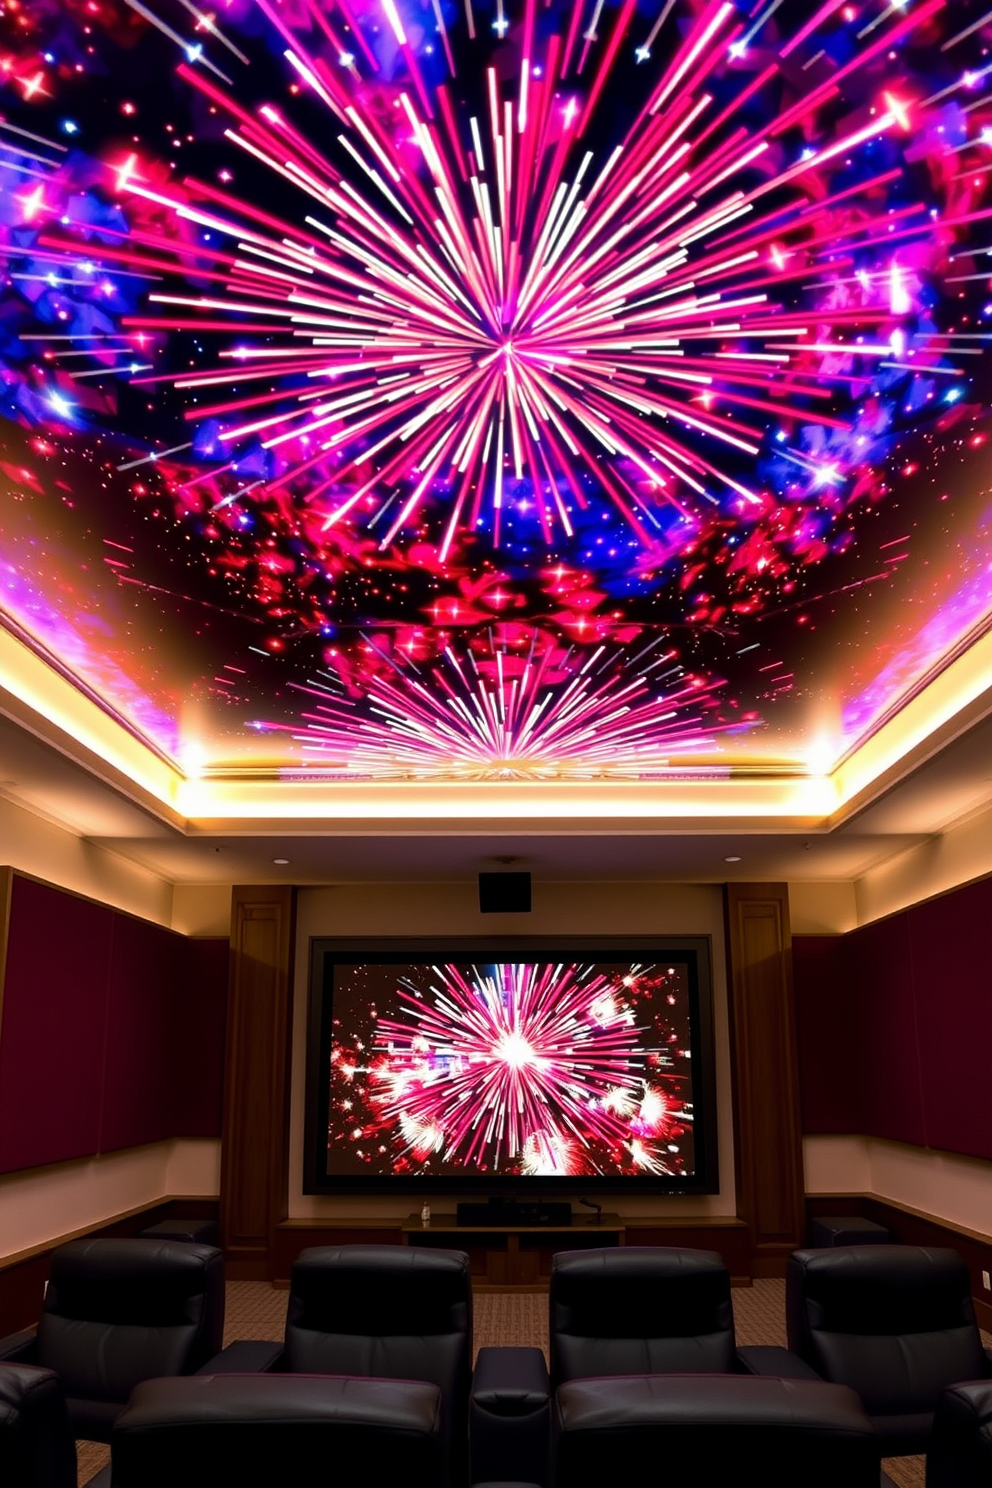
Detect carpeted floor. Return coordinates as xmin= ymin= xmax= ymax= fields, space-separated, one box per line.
xmin=77 ymin=1277 xmax=986 ymax=1486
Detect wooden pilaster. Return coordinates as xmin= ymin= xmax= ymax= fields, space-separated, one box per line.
xmin=724 ymin=883 xmax=805 ymax=1274
xmin=220 ymin=885 xmax=296 ymax=1279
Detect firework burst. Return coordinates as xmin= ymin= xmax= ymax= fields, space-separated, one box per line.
xmin=366 ymin=961 xmax=687 ymax=1174
xmin=270 ymin=628 xmax=743 ymax=779
xmin=29 ymin=0 xmax=987 ymax=564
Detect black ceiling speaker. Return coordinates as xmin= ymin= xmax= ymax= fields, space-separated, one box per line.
xmin=478 ymin=871 xmax=532 ymax=913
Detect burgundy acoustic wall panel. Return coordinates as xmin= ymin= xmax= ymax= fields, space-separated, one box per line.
xmin=794 ymin=872 xmax=992 ymax=1161
xmin=792 ymin=936 xmax=863 ymax=1135
xmin=849 ymin=913 xmax=926 ymax=1148
xmin=908 ymin=878 xmax=992 ymax=1161
xmin=0 ymin=877 xmax=113 ymax=1174
xmin=172 ymin=938 xmax=230 ymax=1140
xmin=100 ymin=912 xmax=186 ymax=1153
xmin=0 ymin=872 xmax=229 ymax=1176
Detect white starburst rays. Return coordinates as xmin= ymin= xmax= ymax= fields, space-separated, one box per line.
xmin=372 ymin=961 xmax=655 ymax=1169
xmin=110 ymin=0 xmax=907 ymax=554
xmin=285 ymin=634 xmax=735 ymax=780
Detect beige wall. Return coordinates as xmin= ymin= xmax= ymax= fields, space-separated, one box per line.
xmin=0 ymin=794 xmax=172 ymax=924
xmin=171 ymin=883 xmax=232 ymax=937
xmin=0 ymin=1139 xmax=220 ymax=1262
xmin=789 ymin=881 xmax=859 ymax=934
xmin=854 ymin=798 xmax=992 ymax=925
xmin=804 ymin=1134 xmax=992 ymax=1241
xmin=288 ymin=880 xmax=736 ymax=1221
xmin=788 ymin=804 xmax=992 ymax=935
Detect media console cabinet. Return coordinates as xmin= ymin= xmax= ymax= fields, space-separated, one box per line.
xmin=403 ymin=1212 xmax=625 ymax=1287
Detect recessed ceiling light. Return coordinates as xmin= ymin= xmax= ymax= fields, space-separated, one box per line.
xmin=724 ymin=855 xmax=742 ymax=863
xmin=273 ymin=857 xmax=290 ymax=865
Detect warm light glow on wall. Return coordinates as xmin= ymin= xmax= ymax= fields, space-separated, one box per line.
xmin=832 ymin=628 xmax=992 ymax=815
xmin=0 ymin=628 xmax=181 ymax=811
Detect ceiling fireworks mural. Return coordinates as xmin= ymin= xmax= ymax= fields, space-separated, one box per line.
xmin=0 ymin=0 xmax=991 ymax=780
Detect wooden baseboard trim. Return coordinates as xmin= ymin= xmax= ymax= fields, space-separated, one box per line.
xmin=0 ymin=1195 xmax=221 ymax=1273
xmin=805 ymin=1191 xmax=992 ymax=1249
xmin=227 ymin=1261 xmax=273 ymax=1282
xmin=1 ymin=1201 xmax=165 ymax=1273
xmin=805 ymin=1194 xmax=992 ymax=1325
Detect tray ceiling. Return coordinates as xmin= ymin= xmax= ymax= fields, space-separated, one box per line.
xmin=0 ymin=0 xmax=991 ymax=827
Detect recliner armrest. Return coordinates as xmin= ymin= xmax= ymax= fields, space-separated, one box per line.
xmin=984 ymin=1346 xmax=992 ymax=1376
xmin=0 ymin=1330 xmax=39 ymax=1364
xmin=471 ymin=1347 xmax=551 ymax=1487
xmin=194 ymin=1340 xmax=284 ymax=1375
xmin=736 ymin=1345 xmax=824 ymax=1380
xmin=472 ymin=1346 xmax=551 ymax=1412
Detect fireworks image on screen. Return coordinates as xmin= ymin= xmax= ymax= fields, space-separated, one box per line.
xmin=328 ymin=960 xmax=693 ymax=1176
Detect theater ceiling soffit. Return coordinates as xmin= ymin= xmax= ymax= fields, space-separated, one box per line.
xmin=0 ymin=0 xmax=991 ymax=836
xmin=3 ymin=692 xmax=989 ymax=883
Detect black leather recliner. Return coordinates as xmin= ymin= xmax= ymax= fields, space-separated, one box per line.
xmin=0 ymin=1239 xmax=225 ymax=1443
xmin=211 ymin=1245 xmax=471 ymax=1487
xmin=927 ymin=1381 xmax=992 ymax=1488
xmin=550 ymin=1247 xmax=813 ymax=1385
xmin=0 ymin=1364 xmax=77 ymax=1488
xmin=110 ymin=1373 xmax=444 ymax=1488
xmin=472 ymin=1246 xmax=818 ymax=1487
xmin=786 ymin=1245 xmax=992 ymax=1456
xmin=553 ymin=1373 xmax=881 ymax=1488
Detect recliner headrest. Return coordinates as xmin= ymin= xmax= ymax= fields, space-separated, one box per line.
xmin=551 ymin=1248 xmax=733 ymax=1338
xmin=789 ymin=1246 xmax=975 ymax=1334
xmin=290 ymin=1246 xmax=471 ymax=1335
xmin=47 ymin=1239 xmax=223 ymax=1325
